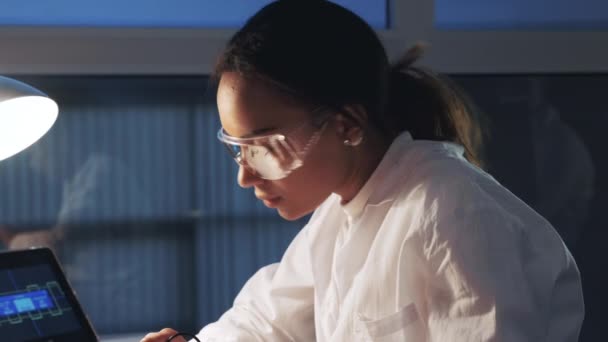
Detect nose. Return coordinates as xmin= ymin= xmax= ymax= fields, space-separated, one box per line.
xmin=237 ymin=164 xmax=264 ymax=188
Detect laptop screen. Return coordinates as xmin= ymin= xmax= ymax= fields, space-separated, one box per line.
xmin=0 ymin=248 xmax=97 ymax=342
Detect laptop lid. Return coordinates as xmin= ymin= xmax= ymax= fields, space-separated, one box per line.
xmin=0 ymin=247 xmax=98 ymax=342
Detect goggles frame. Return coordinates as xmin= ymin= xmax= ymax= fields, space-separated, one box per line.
xmin=217 ymin=108 xmax=332 ymax=180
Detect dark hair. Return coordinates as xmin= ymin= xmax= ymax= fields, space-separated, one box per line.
xmin=214 ymin=0 xmax=484 ymax=167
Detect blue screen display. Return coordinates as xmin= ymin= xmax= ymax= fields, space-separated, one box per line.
xmin=0 ymin=266 xmax=82 ymax=340
xmin=0 ymin=0 xmax=387 ymax=28
xmin=436 ymin=0 xmax=608 ymax=30
xmin=0 ymin=290 xmax=55 ymax=317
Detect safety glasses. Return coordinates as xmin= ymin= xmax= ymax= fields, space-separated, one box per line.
xmin=217 ymin=109 xmax=331 ymax=180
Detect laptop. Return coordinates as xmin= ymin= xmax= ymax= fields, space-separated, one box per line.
xmin=0 ymin=247 xmax=98 ymax=342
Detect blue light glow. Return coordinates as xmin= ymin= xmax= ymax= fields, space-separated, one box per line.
xmin=436 ymin=0 xmax=608 ymax=30
xmin=0 ymin=0 xmax=386 ymax=28
xmin=0 ymin=290 xmax=55 ymax=317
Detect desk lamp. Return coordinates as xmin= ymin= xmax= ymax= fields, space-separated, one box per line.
xmin=0 ymin=76 xmax=58 ymax=161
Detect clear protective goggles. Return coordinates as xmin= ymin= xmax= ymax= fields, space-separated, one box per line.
xmin=217 ymin=109 xmax=331 ymax=180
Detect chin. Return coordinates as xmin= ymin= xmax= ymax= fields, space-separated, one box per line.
xmin=277 ymin=207 xmax=311 ymax=221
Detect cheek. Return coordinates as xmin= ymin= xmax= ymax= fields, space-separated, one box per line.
xmin=274 ymin=141 xmax=347 ymax=215
xmin=305 ymin=137 xmax=349 ymax=185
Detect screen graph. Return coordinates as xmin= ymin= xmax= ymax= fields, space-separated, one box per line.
xmin=0 ymin=282 xmax=73 ymax=324
xmin=0 ymin=266 xmax=82 ymax=340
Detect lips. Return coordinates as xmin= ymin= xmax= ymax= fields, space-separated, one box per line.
xmin=257 ymin=194 xmax=282 ymax=207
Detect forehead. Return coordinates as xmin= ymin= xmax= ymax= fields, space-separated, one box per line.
xmin=217 ymin=72 xmax=310 ymax=137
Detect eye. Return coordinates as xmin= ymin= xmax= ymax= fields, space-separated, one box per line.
xmin=249 ymin=148 xmax=258 ymax=158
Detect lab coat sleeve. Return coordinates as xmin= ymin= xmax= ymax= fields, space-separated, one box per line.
xmin=197 ymin=224 xmax=315 ymax=341
xmin=413 ymin=179 xmax=583 ymax=342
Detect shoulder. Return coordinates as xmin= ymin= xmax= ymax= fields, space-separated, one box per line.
xmin=391 ymin=142 xmax=569 ymax=265
xmin=390 ymin=141 xmax=487 ymax=207
xmin=391 ymin=142 xmax=535 ymax=238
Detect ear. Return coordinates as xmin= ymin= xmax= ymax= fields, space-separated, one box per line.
xmin=334 ymin=104 xmax=367 ymax=146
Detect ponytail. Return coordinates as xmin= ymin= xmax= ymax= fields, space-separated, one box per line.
xmin=385 ymin=44 xmax=485 ymax=168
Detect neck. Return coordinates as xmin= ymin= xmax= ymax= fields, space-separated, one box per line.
xmin=336 ymin=131 xmax=390 ymax=204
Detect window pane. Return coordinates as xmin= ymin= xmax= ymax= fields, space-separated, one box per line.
xmin=436 ymin=0 xmax=608 ymax=30
xmin=0 ymin=77 xmax=302 ymax=336
xmin=0 ymin=0 xmax=387 ymax=28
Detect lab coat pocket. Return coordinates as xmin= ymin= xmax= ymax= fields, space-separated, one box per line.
xmin=356 ymin=303 xmax=423 ymax=341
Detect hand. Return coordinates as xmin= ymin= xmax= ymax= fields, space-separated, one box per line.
xmin=140 ymin=328 xmax=186 ymax=342
xmin=8 ymin=230 xmax=59 ymax=250
xmin=0 ymin=227 xmax=16 ymax=247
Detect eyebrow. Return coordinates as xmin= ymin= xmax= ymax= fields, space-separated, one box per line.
xmin=240 ymin=126 xmax=278 ymax=139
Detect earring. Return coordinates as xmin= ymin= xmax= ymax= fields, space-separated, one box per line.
xmin=343 ymin=135 xmax=363 ymax=147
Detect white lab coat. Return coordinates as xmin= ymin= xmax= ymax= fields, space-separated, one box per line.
xmin=198 ymin=132 xmax=584 ymax=341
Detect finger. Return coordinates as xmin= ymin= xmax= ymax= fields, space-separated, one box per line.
xmin=140 ymin=328 xmax=179 ymax=342
xmin=141 ymin=332 xmax=166 ymax=342
xmin=160 ymin=328 xmax=186 ymax=342
xmin=160 ymin=328 xmax=178 ymax=335
xmin=161 ymin=328 xmax=187 ymax=342
xmin=140 ymin=332 xmax=158 ymax=342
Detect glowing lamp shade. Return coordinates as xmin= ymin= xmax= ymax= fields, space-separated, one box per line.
xmin=0 ymin=76 xmax=58 ymax=162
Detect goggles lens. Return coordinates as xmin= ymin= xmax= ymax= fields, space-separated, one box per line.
xmin=217 ymin=119 xmax=327 ymax=180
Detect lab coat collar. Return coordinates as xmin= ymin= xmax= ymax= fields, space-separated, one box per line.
xmin=341 ymin=131 xmax=414 ymax=220
xmin=341 ymin=131 xmax=467 ymax=220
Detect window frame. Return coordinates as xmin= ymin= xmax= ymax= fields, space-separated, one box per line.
xmin=0 ymin=0 xmax=607 ymax=75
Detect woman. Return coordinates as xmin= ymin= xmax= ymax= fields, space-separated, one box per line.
xmin=143 ymin=1 xmax=584 ymax=341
